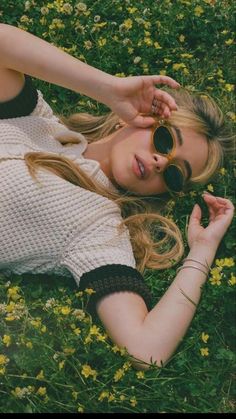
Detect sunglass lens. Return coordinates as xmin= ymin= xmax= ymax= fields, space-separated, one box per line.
xmin=153 ymin=126 xmax=173 ymax=154
xmin=163 ymin=165 xmax=184 ymax=192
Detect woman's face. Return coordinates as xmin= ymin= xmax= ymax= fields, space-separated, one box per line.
xmin=109 ymin=123 xmax=209 ymax=196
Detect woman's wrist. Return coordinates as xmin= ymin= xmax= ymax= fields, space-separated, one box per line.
xmin=187 ymin=242 xmax=217 ymax=270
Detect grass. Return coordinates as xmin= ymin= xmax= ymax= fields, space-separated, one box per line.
xmin=0 ymin=0 xmax=235 ymax=413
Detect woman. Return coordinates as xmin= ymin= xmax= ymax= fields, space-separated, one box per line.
xmin=0 ymin=24 xmax=234 ymax=369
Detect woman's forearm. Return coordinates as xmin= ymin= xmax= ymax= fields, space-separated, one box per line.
xmin=140 ymin=243 xmax=217 ymax=366
xmin=0 ymin=23 xmax=115 ymax=105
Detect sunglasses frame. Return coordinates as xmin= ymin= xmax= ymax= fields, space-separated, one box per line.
xmin=151 ymin=123 xmax=185 ymax=194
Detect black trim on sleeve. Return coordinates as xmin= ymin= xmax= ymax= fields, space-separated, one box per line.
xmin=79 ymin=264 xmax=153 ymax=315
xmin=0 ymin=74 xmax=38 ymax=119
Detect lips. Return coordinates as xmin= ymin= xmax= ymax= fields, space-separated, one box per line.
xmin=133 ymin=155 xmax=148 ymax=179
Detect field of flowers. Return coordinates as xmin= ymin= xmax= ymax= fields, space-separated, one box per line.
xmin=0 ymin=0 xmax=235 ymax=413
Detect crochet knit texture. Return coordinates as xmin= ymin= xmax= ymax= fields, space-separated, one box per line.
xmin=0 ymin=88 xmax=137 ymax=284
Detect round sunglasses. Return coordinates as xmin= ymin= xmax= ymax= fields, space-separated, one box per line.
xmin=151 ymin=124 xmax=185 ymax=193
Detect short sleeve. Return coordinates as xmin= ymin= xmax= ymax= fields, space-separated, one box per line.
xmin=59 ymin=210 xmax=152 ymax=312
xmin=79 ymin=264 xmax=153 ymax=314
xmin=0 ymin=75 xmax=38 ymax=119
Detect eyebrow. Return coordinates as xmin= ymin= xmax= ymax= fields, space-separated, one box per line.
xmin=172 ymin=125 xmax=192 ymax=181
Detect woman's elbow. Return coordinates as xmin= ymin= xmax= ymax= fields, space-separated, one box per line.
xmin=125 ymin=342 xmax=169 ymax=371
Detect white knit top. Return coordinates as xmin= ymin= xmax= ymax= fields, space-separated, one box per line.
xmin=0 ymin=76 xmax=152 ymax=309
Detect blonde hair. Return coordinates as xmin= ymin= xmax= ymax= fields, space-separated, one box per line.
xmin=24 ymin=89 xmax=234 ymax=273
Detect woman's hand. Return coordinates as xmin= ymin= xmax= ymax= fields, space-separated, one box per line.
xmin=187 ymin=193 xmax=235 ymax=250
xmin=107 ymin=75 xmax=180 ymax=128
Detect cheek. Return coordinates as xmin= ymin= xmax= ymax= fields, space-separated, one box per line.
xmin=110 ymin=152 xmax=131 ymax=186
xmin=146 ymin=177 xmax=167 ymax=195
xmin=133 ymin=176 xmax=168 ymax=196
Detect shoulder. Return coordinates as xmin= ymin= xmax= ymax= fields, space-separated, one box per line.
xmin=0 ymin=72 xmax=39 ymax=119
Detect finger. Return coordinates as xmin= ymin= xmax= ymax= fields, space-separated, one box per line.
xmin=151 ymin=75 xmax=181 ymax=89
xmin=189 ymin=203 xmax=202 ymax=226
xmin=155 ymin=90 xmax=178 ymax=111
xmin=213 ymin=196 xmax=235 ymax=211
xmin=203 ymin=194 xmax=233 ymax=213
xmin=132 ymin=114 xmax=156 ymax=128
xmin=161 ymin=106 xmax=171 ymax=119
xmin=202 ymin=194 xmax=223 ymax=221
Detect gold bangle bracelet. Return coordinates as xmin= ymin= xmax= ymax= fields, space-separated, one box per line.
xmin=183 ymin=258 xmax=210 ymax=270
xmin=177 ymin=265 xmax=208 ymax=276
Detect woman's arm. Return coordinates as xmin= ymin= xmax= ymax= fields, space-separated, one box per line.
xmin=0 ymin=23 xmax=179 ymax=126
xmin=96 ymin=194 xmax=234 ymax=369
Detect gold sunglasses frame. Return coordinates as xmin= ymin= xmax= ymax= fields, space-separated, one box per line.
xmin=151 ymin=123 xmax=185 ymax=193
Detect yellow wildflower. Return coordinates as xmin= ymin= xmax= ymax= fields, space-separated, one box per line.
xmin=128 ymin=7 xmax=138 ymax=13
xmin=181 ymin=53 xmax=193 ymax=59
xmin=225 ymin=84 xmax=234 ymax=92
xmin=76 ymin=2 xmax=87 ymax=12
xmin=123 ymin=18 xmax=133 ymax=30
xmin=108 ymin=393 xmax=115 ymax=402
xmin=194 ymin=6 xmax=204 ymax=17
xmin=200 ymin=347 xmax=209 ymax=356
xmin=207 ymin=184 xmax=214 ymax=192
xmin=136 ymin=371 xmax=145 ymax=379
xmin=85 ymin=288 xmax=96 ymax=295
xmin=228 ymin=273 xmax=236 ymax=286
xmin=201 ymin=332 xmax=209 ymax=343
xmin=0 ymin=354 xmax=9 ymax=365
xmin=7 ymin=286 xmax=21 ymax=301
xmin=179 ymin=35 xmax=185 ymax=42
xmin=219 ymin=168 xmax=227 ymax=175
xmin=223 ymin=258 xmax=234 ymax=267
xmin=84 ymin=40 xmax=92 ymax=50
xmin=173 ymin=63 xmax=186 ymax=71
xmin=74 ymin=327 xmax=81 ymax=336
xmin=98 ymin=390 xmax=109 ymax=401
xmin=61 ymin=306 xmax=71 ymax=315
xmin=225 ymin=39 xmax=234 ymax=45
xmin=36 ymin=370 xmax=45 ymax=380
xmin=154 ymin=42 xmax=162 ymax=49
xmin=84 ymin=335 xmax=92 ymax=344
xmin=81 ymin=364 xmax=97 ymax=380
xmin=227 ymin=112 xmax=236 ymax=121
xmin=77 ymin=405 xmax=84 ymax=413
xmin=12 ymin=386 xmax=34 ymax=398
xmin=130 ymin=397 xmax=137 ymax=407
xmin=2 ymin=335 xmax=11 ymax=347
xmin=216 ymin=258 xmax=234 ymax=267
xmin=90 ymin=325 xmax=100 ymax=335
xmin=59 ymin=360 xmax=65 ymax=370
xmin=72 ymin=391 xmax=78 ymax=400
xmin=98 ymin=38 xmax=107 ymax=47
xmin=63 ymin=347 xmax=75 ymax=355
xmin=40 ymin=6 xmax=49 ymax=15
xmin=26 ymin=341 xmax=33 ymax=349
xmin=96 ymin=333 xmax=107 ymax=342
xmin=36 ymin=387 xmax=47 ymax=396
xmin=144 ymin=37 xmax=153 ymax=46
xmin=30 ymin=318 xmax=42 ymax=328
xmin=209 ymin=266 xmax=222 ymax=285
xmin=114 ymin=368 xmax=125 ymax=382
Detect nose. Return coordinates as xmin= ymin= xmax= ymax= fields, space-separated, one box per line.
xmin=153 ymin=153 xmax=170 ymax=172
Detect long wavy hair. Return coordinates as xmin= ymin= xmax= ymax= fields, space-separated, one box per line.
xmin=24 ymin=89 xmax=235 ymax=273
